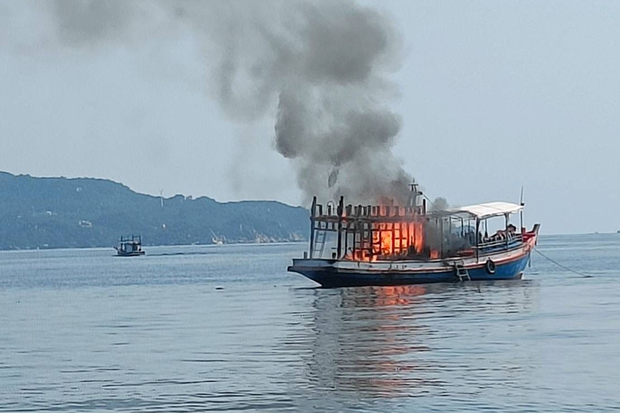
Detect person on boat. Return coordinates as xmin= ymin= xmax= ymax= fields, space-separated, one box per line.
xmin=507 ymin=224 xmax=516 ymax=235
xmin=492 ymin=229 xmax=506 ymax=241
xmin=490 ymin=225 xmax=516 ymax=242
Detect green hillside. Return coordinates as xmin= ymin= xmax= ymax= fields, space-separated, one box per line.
xmin=0 ymin=172 xmax=308 ymax=250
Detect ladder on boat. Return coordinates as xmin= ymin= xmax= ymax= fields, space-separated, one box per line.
xmin=315 ymin=230 xmax=327 ymax=257
xmin=453 ymin=261 xmax=471 ymax=282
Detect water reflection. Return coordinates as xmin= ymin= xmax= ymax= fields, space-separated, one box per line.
xmin=301 ymin=285 xmax=435 ymax=398
xmin=294 ymin=281 xmax=537 ymax=400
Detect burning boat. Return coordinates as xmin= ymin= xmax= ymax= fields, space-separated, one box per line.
xmin=288 ymin=185 xmax=539 ymax=287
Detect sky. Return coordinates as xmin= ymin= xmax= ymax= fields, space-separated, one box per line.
xmin=1 ymin=0 xmax=619 ymax=235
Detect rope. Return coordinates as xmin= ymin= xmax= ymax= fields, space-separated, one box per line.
xmin=422 ymin=193 xmax=437 ymax=210
xmin=533 ymin=247 xmax=592 ymax=278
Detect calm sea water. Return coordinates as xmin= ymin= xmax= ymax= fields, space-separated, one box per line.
xmin=1 ymin=234 xmax=619 ymax=412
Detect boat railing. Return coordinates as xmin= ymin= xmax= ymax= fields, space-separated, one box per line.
xmin=475 ymin=233 xmax=523 ymax=251
xmin=119 ymin=235 xmax=142 ymax=244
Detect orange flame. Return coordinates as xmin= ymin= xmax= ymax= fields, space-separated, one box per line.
xmin=365 ymin=219 xmax=424 ymax=260
xmin=345 ymin=202 xmax=428 ymax=262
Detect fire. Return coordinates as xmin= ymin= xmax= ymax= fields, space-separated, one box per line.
xmin=412 ymin=222 xmax=424 ymax=254
xmin=309 ymin=185 xmax=440 ymax=263
xmin=361 ymin=207 xmax=424 ymax=260
xmin=337 ymin=200 xmax=429 ymax=262
xmin=380 ymin=230 xmax=392 ymax=255
xmin=372 ymin=223 xmax=423 ymax=257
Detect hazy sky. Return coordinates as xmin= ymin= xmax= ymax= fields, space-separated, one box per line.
xmin=1 ymin=1 xmax=619 ymax=234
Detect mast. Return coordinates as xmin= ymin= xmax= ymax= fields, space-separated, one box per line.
xmin=336 ymin=196 xmax=344 ymax=259
xmin=309 ymin=196 xmax=317 ymax=259
xmin=520 ymin=186 xmax=525 ymax=232
xmin=475 ymin=218 xmax=480 ymax=261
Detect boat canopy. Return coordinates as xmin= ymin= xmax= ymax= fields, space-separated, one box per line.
xmin=450 ymin=202 xmax=523 ymax=219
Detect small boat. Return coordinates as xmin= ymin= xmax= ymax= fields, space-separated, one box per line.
xmin=288 ymin=187 xmax=540 ymax=288
xmin=114 ymin=235 xmax=145 ymax=257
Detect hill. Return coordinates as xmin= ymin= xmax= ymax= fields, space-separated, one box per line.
xmin=0 ymin=172 xmax=308 ymax=250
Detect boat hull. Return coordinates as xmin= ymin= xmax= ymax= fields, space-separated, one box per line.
xmin=115 ymin=250 xmax=145 ymax=257
xmin=288 ymin=240 xmax=534 ymax=288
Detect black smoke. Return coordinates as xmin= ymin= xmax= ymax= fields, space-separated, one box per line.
xmin=48 ymin=0 xmax=412 ymax=204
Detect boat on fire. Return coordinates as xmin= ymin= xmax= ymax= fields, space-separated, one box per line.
xmin=288 ymin=186 xmax=539 ymax=287
xmin=114 ymin=235 xmax=145 ymax=257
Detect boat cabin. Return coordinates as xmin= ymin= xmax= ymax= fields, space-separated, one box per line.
xmin=430 ymin=202 xmax=539 ymax=261
xmin=306 ymin=196 xmax=538 ymax=263
xmin=115 ymin=235 xmax=145 ymax=256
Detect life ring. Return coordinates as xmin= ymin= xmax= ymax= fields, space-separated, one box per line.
xmin=485 ymin=259 xmax=496 ymax=274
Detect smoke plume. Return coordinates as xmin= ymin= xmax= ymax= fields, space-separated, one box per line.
xmin=48 ymin=0 xmax=412 ymax=204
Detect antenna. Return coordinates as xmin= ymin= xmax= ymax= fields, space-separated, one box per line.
xmin=159 ymin=189 xmax=164 ymax=208
xmin=519 ymin=186 xmax=525 ymax=232
xmin=408 ymin=179 xmax=422 ymax=208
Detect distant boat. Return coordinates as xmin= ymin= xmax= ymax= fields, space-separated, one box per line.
xmin=114 ymin=235 xmax=145 ymax=257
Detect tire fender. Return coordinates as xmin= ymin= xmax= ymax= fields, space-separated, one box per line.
xmin=485 ymin=259 xmax=496 ymax=274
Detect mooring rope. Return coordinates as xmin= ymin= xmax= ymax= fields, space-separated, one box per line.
xmin=422 ymin=194 xmax=438 ymax=210
xmin=533 ymin=247 xmax=592 ymax=278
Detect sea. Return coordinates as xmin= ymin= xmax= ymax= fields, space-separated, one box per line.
xmin=1 ymin=234 xmax=619 ymax=412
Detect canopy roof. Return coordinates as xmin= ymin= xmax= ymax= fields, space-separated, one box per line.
xmin=450 ymin=202 xmax=523 ymax=219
